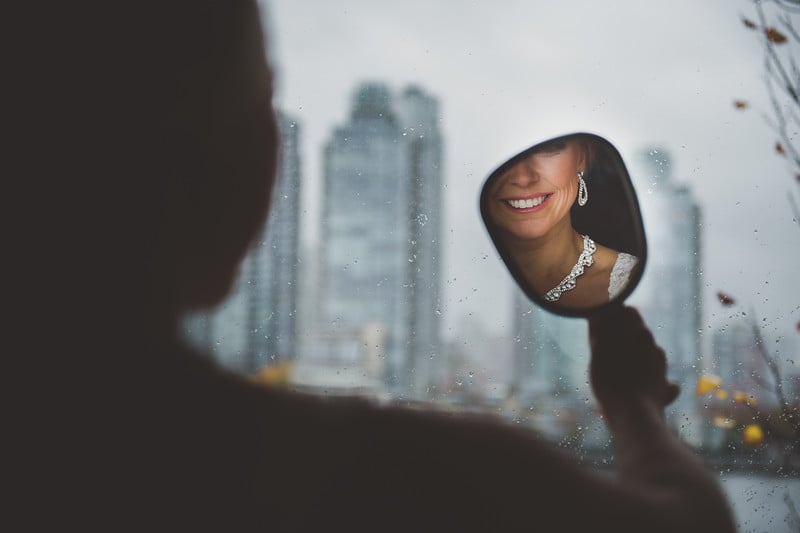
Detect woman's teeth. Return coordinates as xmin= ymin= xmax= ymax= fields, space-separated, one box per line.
xmin=506 ymin=195 xmax=548 ymax=209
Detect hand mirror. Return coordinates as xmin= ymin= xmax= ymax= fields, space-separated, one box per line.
xmin=480 ymin=132 xmax=646 ymax=317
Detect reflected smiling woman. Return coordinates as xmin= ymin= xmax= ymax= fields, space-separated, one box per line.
xmin=483 ymin=133 xmax=643 ymax=311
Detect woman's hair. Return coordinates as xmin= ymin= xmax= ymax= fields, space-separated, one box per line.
xmin=570 ymin=134 xmax=642 ymax=256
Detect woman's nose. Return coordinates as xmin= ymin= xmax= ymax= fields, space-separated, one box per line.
xmin=508 ymin=163 xmax=540 ymax=186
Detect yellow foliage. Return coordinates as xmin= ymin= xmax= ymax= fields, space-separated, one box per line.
xmin=743 ymin=424 xmax=764 ymax=447
xmin=253 ymin=362 xmax=292 ymax=388
xmin=712 ymin=416 xmax=736 ymax=429
xmin=715 ymin=389 xmax=729 ymax=401
xmin=733 ymin=390 xmax=757 ymax=405
xmin=696 ymin=374 xmax=721 ymax=396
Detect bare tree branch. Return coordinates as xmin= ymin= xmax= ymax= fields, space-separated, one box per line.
xmin=770 ymin=0 xmax=800 ymax=14
xmin=750 ymin=370 xmax=776 ymax=392
xmin=789 ymin=191 xmax=800 ymax=227
xmin=783 ymin=491 xmax=800 ymax=533
xmin=787 ymin=46 xmax=800 ymax=87
xmin=784 ymin=95 xmax=800 ymax=125
xmin=760 ymin=48 xmax=800 ymax=171
xmin=757 ymin=2 xmax=800 ymax=104
xmin=779 ymin=12 xmax=800 ymax=44
xmin=748 ymin=307 xmax=788 ymax=408
xmin=765 ymin=79 xmax=800 ymax=167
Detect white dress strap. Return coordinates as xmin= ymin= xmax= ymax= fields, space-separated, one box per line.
xmin=608 ymin=253 xmax=639 ymax=300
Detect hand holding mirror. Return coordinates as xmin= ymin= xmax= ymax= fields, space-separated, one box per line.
xmin=480 ymin=132 xmax=646 ymax=317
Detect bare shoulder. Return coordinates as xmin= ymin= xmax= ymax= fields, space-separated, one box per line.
xmin=584 ymin=243 xmax=622 ymax=290
xmin=592 ymin=242 xmax=622 ymax=274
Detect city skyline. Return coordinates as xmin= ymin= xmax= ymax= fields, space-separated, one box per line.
xmin=185 ymin=78 xmax=798 ymax=402
xmin=265 ymin=0 xmax=799 ymax=378
xmin=177 ymin=72 xmax=797 ymax=462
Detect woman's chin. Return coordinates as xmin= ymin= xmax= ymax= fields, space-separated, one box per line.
xmin=501 ymin=226 xmax=551 ymax=243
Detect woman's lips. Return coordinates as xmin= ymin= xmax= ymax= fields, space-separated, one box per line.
xmin=500 ymin=193 xmax=553 ymax=213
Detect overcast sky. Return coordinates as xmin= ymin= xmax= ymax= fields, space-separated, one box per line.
xmin=263 ymin=0 xmax=799 ymax=364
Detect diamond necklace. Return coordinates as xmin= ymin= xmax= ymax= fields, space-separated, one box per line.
xmin=543 ymin=235 xmax=597 ymax=302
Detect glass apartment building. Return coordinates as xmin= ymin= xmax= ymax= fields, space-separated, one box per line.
xmin=314 ymin=83 xmax=443 ymax=396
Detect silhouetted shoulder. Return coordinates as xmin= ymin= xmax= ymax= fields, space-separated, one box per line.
xmin=252 ymin=379 xmax=616 ymax=531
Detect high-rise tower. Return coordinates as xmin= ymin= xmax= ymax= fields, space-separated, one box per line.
xmin=397 ymin=86 xmax=444 ymax=395
xmin=630 ymin=147 xmax=702 ymax=441
xmin=317 ymin=82 xmax=442 ymax=395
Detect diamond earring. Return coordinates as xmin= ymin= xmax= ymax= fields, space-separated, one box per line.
xmin=577 ymin=171 xmax=588 ymax=207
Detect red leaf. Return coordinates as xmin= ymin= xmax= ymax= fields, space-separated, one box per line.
xmin=797 ymin=321 xmax=800 ymax=333
xmin=776 ymin=142 xmax=786 ymax=155
xmin=742 ymin=17 xmax=757 ymax=30
xmin=766 ymin=27 xmax=788 ymax=44
xmin=717 ymin=292 xmax=736 ymax=306
xmin=734 ymin=100 xmax=749 ymax=110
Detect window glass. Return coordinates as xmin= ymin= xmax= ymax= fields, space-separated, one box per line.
xmin=183 ymin=1 xmax=800 ymax=530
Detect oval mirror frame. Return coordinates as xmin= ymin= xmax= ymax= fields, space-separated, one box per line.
xmin=480 ymin=132 xmax=647 ymax=318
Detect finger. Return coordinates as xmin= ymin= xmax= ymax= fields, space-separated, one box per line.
xmin=654 ymin=346 xmax=668 ymax=371
xmin=621 ymin=307 xmax=656 ymax=346
xmin=663 ymin=382 xmax=681 ymax=406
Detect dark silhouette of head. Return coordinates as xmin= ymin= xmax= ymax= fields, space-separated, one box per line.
xmin=36 ymin=1 xmax=279 ymax=342
xmin=14 ymin=6 xmax=280 ymax=526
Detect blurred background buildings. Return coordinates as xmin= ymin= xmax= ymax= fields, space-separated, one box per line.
xmin=630 ymin=147 xmax=704 ymax=443
xmin=184 ymin=83 xmax=443 ymax=400
xmin=182 ymin=81 xmax=798 ymax=460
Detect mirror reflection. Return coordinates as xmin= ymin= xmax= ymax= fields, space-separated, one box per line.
xmin=481 ymin=133 xmax=645 ymax=315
